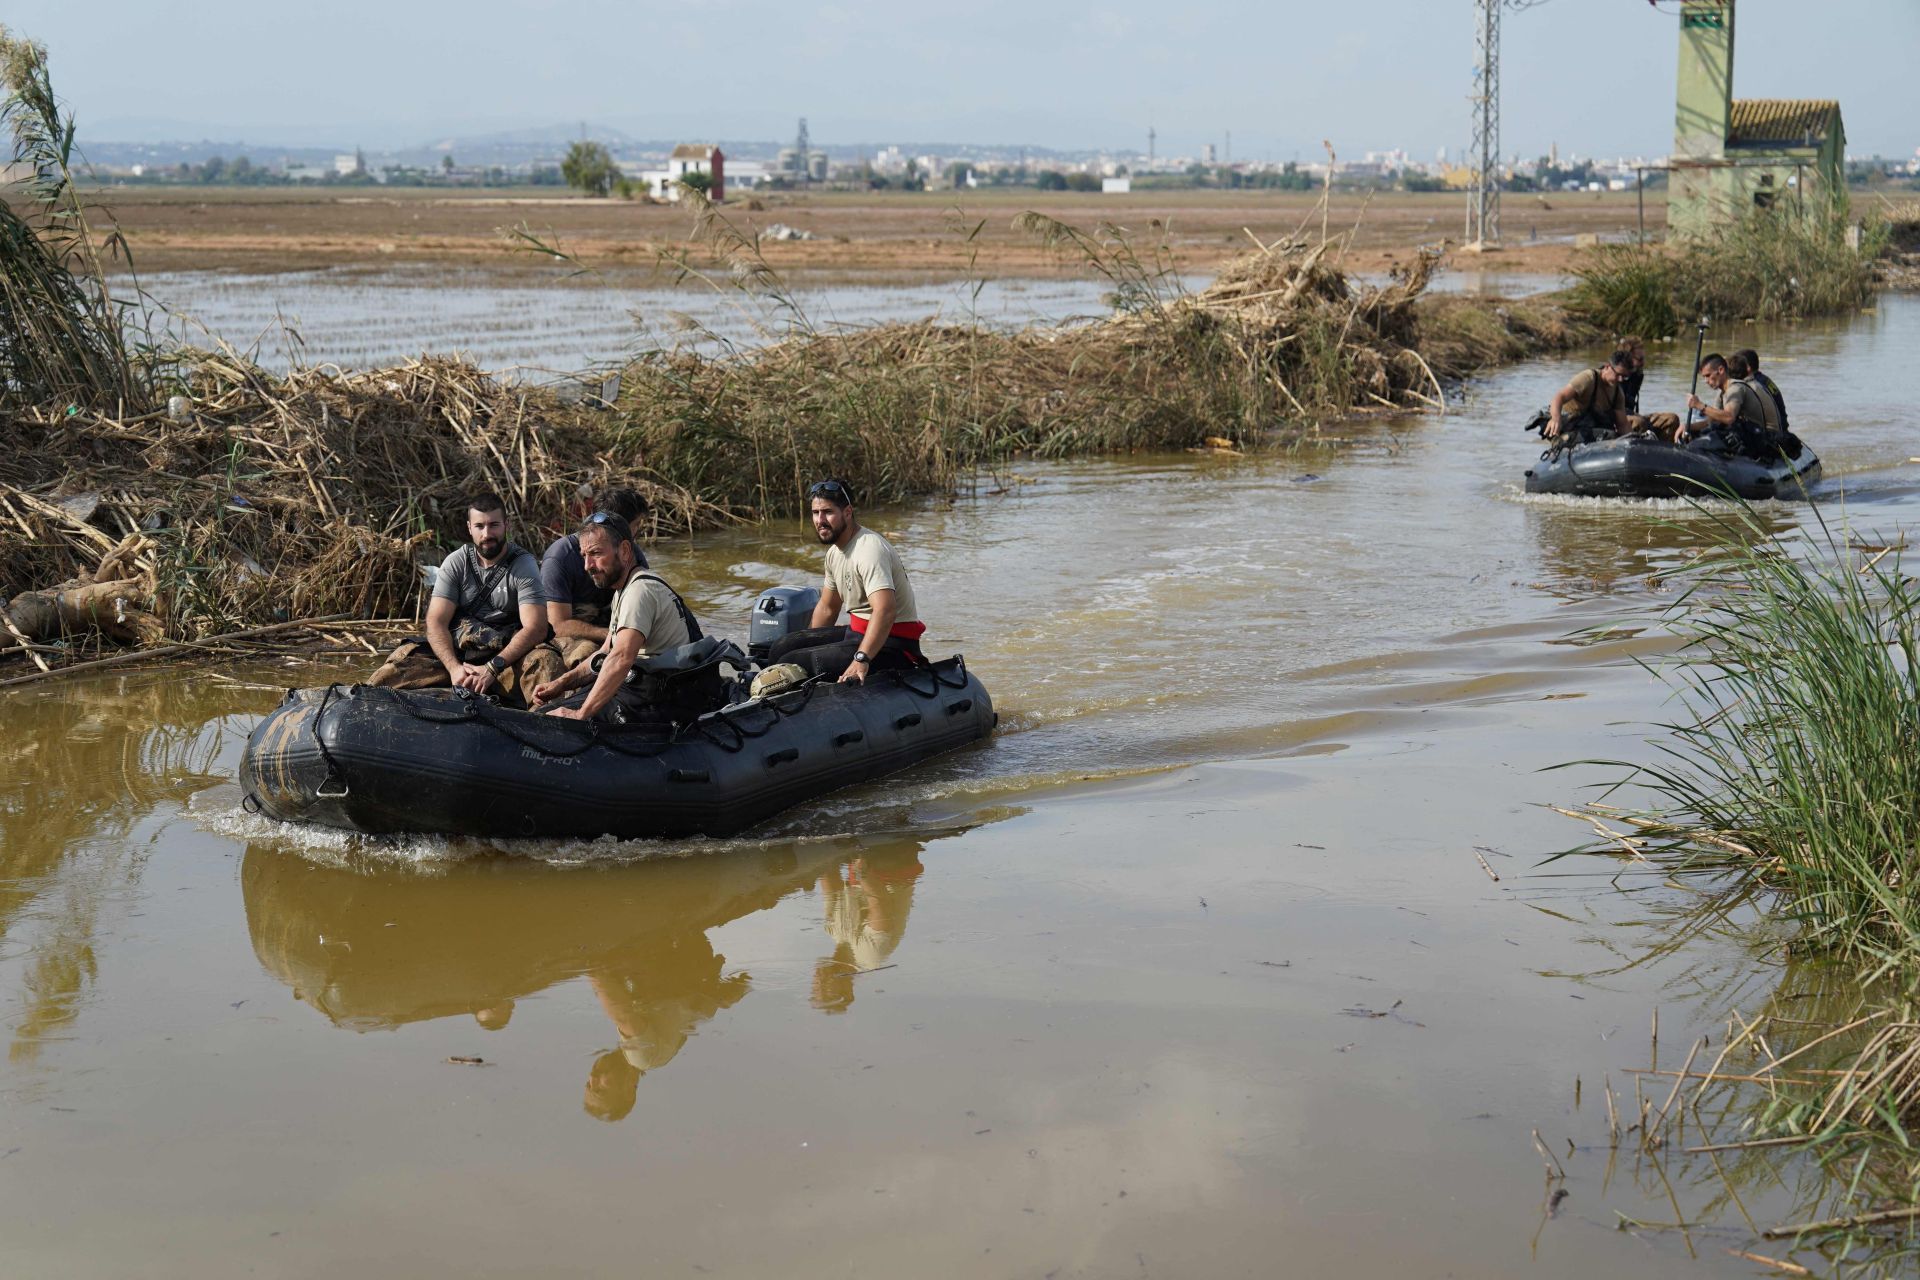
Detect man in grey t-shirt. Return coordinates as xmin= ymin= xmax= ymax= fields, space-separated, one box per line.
xmin=367 ymin=492 xmax=562 ymax=705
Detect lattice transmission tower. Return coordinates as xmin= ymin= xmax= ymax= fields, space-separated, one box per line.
xmin=1469 ymin=0 xmax=1553 ymax=249
xmin=1469 ymin=0 xmax=1501 ymax=247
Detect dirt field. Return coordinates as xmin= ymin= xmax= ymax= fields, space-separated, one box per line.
xmin=77 ymin=185 xmax=1662 ymax=282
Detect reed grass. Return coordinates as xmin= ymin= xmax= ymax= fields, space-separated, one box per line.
xmin=0 ymin=26 xmax=146 ymax=410
xmin=592 ymin=197 xmax=1576 ymax=520
xmin=1572 ymin=502 xmax=1920 ymax=963
xmin=1560 ymin=501 xmax=1920 ymax=1263
xmin=1568 ymin=203 xmax=1887 ymax=337
xmin=0 ymin=357 xmax=721 ymax=641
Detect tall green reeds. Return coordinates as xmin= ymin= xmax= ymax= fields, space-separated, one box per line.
xmin=0 ymin=26 xmax=145 ymax=410
xmin=1584 ymin=500 xmax=1920 ymax=963
xmin=1567 ymin=203 xmax=1885 ymax=338
xmin=1565 ymin=243 xmax=1680 ymax=338
xmin=1562 ymin=501 xmax=1920 ymax=1261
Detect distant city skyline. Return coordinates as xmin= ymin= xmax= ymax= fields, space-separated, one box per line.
xmin=13 ymin=0 xmax=1919 ymax=161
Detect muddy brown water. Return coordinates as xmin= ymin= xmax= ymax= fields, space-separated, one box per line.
xmin=1 ymin=294 xmax=1913 ymax=1277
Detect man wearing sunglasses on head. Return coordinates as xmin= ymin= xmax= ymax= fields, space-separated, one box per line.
xmin=529 ymin=512 xmax=702 ymax=723
xmin=765 ymin=479 xmax=926 ymax=684
xmin=541 ymin=487 xmax=651 ymax=672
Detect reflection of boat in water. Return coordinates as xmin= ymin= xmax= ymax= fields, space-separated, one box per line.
xmin=239 ymin=657 xmax=995 ymax=840
xmin=1524 ymin=433 xmax=1820 ymax=500
xmin=241 ymin=840 xmax=925 ymax=1119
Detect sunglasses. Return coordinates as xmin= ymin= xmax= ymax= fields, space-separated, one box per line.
xmin=808 ymin=479 xmax=853 ymax=505
xmin=584 ymin=510 xmax=633 ymax=543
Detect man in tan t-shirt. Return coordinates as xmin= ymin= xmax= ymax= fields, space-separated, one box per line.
xmin=531 ymin=515 xmax=697 ymax=721
xmin=764 ymin=479 xmax=927 ymax=684
xmin=1684 ymin=352 xmax=1773 ymax=447
xmin=1545 ymin=350 xmax=1635 ymax=443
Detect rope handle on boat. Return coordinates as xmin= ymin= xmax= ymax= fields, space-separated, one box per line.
xmin=374 ymin=684 xmax=678 ymax=760
xmin=310 ymin=684 xmax=351 ymax=798
xmin=690 ymin=677 xmax=827 ymax=754
xmin=892 ymin=656 xmax=971 ymax=699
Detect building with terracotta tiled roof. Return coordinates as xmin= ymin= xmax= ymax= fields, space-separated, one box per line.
xmin=1669 ymin=1 xmax=1846 ymax=238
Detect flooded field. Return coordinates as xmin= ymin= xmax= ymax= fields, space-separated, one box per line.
xmin=1 ymin=293 xmax=1912 ymax=1277
xmin=140 ymin=264 xmax=1563 ymax=374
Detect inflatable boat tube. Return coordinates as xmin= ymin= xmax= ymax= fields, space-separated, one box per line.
xmin=240 ymin=657 xmax=994 ymax=840
xmin=1524 ymin=435 xmax=1820 ymax=501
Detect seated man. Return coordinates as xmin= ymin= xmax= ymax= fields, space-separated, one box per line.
xmin=1544 ymin=350 xmax=1635 ymax=447
xmin=541 ymin=487 xmax=651 ymax=671
xmin=765 ymin=479 xmax=925 ymax=684
xmin=1616 ymin=336 xmax=1682 ymax=441
xmin=1734 ymin=347 xmax=1791 ymax=434
xmin=1684 ymin=352 xmax=1775 ymax=454
xmin=531 ymin=514 xmax=701 ymax=724
xmin=368 ymin=491 xmax=560 ymax=707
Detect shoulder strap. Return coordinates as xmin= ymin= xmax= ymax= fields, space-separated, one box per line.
xmin=633 ymin=572 xmax=704 ymax=642
xmin=1761 ymin=373 xmax=1789 ymax=424
xmin=1731 ymin=379 xmax=1772 ymax=429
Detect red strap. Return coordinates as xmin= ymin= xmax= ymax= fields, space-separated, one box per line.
xmin=848 ymin=615 xmax=925 ymax=640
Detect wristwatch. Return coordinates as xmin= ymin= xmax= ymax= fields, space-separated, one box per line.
xmin=850 ymin=652 xmax=871 ymax=665
xmin=486 ymin=656 xmax=506 ymax=675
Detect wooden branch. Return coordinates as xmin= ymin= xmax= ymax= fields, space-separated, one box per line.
xmin=0 ymin=613 xmax=354 ymax=689
xmin=0 ymin=601 xmax=52 ymax=673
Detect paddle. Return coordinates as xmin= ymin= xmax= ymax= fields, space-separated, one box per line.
xmin=1683 ymin=317 xmax=1708 ymax=432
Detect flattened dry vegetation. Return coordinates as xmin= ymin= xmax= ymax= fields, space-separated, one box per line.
xmin=0 ymin=357 xmax=714 ymax=653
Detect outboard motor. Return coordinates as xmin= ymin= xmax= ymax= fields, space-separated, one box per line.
xmin=748 ymin=585 xmax=821 ymax=661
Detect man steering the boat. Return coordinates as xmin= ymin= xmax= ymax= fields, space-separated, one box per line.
xmin=1544 ymin=350 xmax=1635 ymax=445
xmin=367 ymin=491 xmax=562 ymax=706
xmin=765 ymin=479 xmax=925 ymax=684
xmin=529 ymin=512 xmax=699 ymax=723
xmin=1684 ymin=352 xmax=1776 ymax=452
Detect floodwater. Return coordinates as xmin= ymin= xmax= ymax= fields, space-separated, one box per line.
xmin=136 ymin=263 xmax=1562 ymax=375
xmin=1 ymin=293 xmax=1913 ymax=1277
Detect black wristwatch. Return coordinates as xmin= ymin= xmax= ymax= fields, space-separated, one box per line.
xmin=850 ymin=652 xmax=871 ymax=665
xmin=486 ymin=656 xmax=506 ymax=675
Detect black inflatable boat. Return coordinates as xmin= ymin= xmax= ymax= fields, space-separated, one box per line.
xmin=1524 ymin=433 xmax=1820 ymax=501
xmin=240 ymin=654 xmax=994 ymax=840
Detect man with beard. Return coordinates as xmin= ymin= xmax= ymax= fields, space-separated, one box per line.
xmin=541 ymin=486 xmax=650 ymax=671
xmin=530 ymin=513 xmax=699 ymax=723
xmin=764 ymin=479 xmax=925 ymax=683
xmin=368 ymin=492 xmax=560 ymax=705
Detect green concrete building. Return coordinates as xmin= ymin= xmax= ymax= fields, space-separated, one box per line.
xmin=1668 ymin=0 xmax=1846 ymax=239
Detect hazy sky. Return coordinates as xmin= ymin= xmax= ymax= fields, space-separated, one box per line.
xmin=11 ymin=0 xmax=1918 ymax=159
